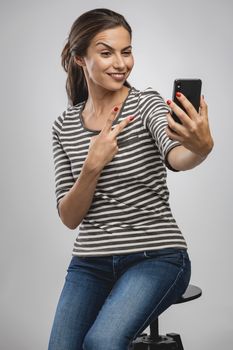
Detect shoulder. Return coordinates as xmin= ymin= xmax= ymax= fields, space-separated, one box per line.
xmin=135 ymin=86 xmax=169 ymax=114
xmin=138 ymin=86 xmax=165 ymax=103
xmin=138 ymin=86 xmax=161 ymax=97
xmin=52 ymin=102 xmax=84 ymax=136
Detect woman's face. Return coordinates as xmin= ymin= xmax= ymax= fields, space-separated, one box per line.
xmin=79 ymin=26 xmax=134 ymax=91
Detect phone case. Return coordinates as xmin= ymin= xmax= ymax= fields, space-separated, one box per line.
xmin=171 ymin=79 xmax=202 ymax=124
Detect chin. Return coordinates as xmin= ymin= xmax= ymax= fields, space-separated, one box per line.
xmin=99 ymin=82 xmax=126 ymax=92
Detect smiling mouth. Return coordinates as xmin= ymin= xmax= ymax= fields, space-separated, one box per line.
xmin=107 ymin=73 xmax=126 ymax=80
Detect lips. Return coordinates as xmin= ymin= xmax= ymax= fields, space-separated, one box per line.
xmin=108 ymin=73 xmax=126 ymax=81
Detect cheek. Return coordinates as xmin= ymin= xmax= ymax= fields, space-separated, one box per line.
xmin=88 ymin=59 xmax=97 ymax=72
xmin=128 ymin=56 xmax=134 ymax=70
xmin=89 ymin=58 xmax=109 ymax=73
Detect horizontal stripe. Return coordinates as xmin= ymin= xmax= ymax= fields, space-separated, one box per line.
xmin=72 ymin=243 xmax=187 ymax=256
xmin=74 ymin=239 xmax=186 ymax=250
xmin=76 ymin=232 xmax=183 ymax=243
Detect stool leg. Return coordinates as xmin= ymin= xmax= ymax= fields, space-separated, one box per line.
xmin=131 ymin=317 xmax=182 ymax=349
xmin=149 ymin=318 xmax=160 ymax=340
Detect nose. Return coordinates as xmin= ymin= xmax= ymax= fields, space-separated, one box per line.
xmin=113 ymin=53 xmax=126 ymax=70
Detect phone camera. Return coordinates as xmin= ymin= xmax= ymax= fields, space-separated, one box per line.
xmin=177 ymin=84 xmax=181 ymax=89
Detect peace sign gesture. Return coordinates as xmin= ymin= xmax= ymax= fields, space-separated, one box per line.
xmin=85 ymin=107 xmax=135 ymax=174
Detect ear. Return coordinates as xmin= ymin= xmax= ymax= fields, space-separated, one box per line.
xmin=74 ymin=56 xmax=86 ymax=67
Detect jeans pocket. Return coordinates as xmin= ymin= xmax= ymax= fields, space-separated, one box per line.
xmin=67 ymin=256 xmax=87 ymax=272
xmin=143 ymin=248 xmax=187 ymax=268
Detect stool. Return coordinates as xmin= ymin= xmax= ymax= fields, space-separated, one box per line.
xmin=131 ymin=284 xmax=202 ymax=349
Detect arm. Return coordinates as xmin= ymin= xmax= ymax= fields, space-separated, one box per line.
xmin=138 ymin=88 xmax=182 ymax=168
xmin=59 ymin=162 xmax=101 ymax=230
xmin=166 ymin=93 xmax=214 ymax=171
xmin=167 ymin=144 xmax=211 ymax=171
xmin=52 ymin=118 xmax=99 ymax=229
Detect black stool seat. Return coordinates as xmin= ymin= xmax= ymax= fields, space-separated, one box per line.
xmin=132 ymin=284 xmax=202 ymax=349
xmin=175 ymin=284 xmax=202 ymax=304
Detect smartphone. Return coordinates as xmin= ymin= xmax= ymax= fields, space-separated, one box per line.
xmin=171 ymin=79 xmax=202 ymax=124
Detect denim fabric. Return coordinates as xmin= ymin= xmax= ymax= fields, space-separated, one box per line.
xmin=48 ymin=248 xmax=191 ymax=350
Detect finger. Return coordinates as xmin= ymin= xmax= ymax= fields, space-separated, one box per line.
xmin=166 ymin=112 xmax=187 ymax=135
xmin=101 ymin=106 xmax=119 ymax=134
xmin=175 ymin=92 xmax=199 ymax=121
xmin=165 ymin=125 xmax=184 ymax=143
xmin=167 ymin=100 xmax=193 ymax=128
xmin=200 ymin=95 xmax=208 ymax=118
xmin=111 ymin=115 xmax=135 ymax=137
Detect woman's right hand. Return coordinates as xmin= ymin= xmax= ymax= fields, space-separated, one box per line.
xmin=84 ymin=108 xmax=135 ymax=174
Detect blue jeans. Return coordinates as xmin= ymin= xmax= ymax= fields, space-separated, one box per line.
xmin=48 ymin=248 xmax=191 ymax=350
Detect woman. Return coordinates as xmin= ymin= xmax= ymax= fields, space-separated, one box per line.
xmin=48 ymin=8 xmax=213 ymax=350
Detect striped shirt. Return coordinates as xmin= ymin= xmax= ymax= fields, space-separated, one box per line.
xmin=52 ymin=86 xmax=188 ymax=257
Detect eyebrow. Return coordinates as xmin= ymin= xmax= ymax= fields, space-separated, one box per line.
xmin=95 ymin=42 xmax=132 ymax=50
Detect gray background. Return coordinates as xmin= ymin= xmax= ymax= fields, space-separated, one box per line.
xmin=1 ymin=0 xmax=232 ymax=349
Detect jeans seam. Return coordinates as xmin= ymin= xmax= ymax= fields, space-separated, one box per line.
xmin=131 ymin=251 xmax=186 ymax=341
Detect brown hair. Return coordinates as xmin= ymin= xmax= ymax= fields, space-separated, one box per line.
xmin=61 ymin=8 xmax=132 ymax=106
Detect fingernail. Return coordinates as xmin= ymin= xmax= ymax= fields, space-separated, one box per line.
xmin=114 ymin=106 xmax=119 ymax=112
xmin=128 ymin=115 xmax=135 ymax=121
xmin=176 ymin=92 xmax=181 ymax=97
xmin=167 ymin=100 xmax=172 ymax=105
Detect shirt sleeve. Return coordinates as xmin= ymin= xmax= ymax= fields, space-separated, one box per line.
xmin=52 ymin=113 xmax=75 ymax=216
xmin=139 ymin=87 xmax=181 ymax=171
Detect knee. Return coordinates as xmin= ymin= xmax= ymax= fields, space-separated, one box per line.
xmin=83 ymin=332 xmax=105 ymax=350
xmin=83 ymin=331 xmax=129 ymax=350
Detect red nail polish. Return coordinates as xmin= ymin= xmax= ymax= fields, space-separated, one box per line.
xmin=167 ymin=100 xmax=172 ymax=105
xmin=176 ymin=92 xmax=181 ymax=97
xmin=129 ymin=115 xmax=135 ymax=121
xmin=114 ymin=106 xmax=119 ymax=112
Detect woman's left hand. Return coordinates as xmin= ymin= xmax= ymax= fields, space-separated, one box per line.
xmin=166 ymin=93 xmax=214 ymax=158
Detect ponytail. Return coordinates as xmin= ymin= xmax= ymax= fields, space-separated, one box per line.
xmin=61 ymin=41 xmax=88 ymax=106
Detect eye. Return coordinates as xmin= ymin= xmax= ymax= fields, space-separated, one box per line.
xmin=122 ymin=51 xmax=132 ymax=56
xmin=100 ymin=51 xmax=111 ymax=57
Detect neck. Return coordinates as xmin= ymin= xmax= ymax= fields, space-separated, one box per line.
xmin=84 ymin=83 xmax=130 ymax=118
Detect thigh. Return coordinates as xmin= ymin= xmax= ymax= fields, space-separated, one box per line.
xmin=83 ymin=249 xmax=191 ymax=350
xmin=48 ymin=256 xmax=113 ymax=350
